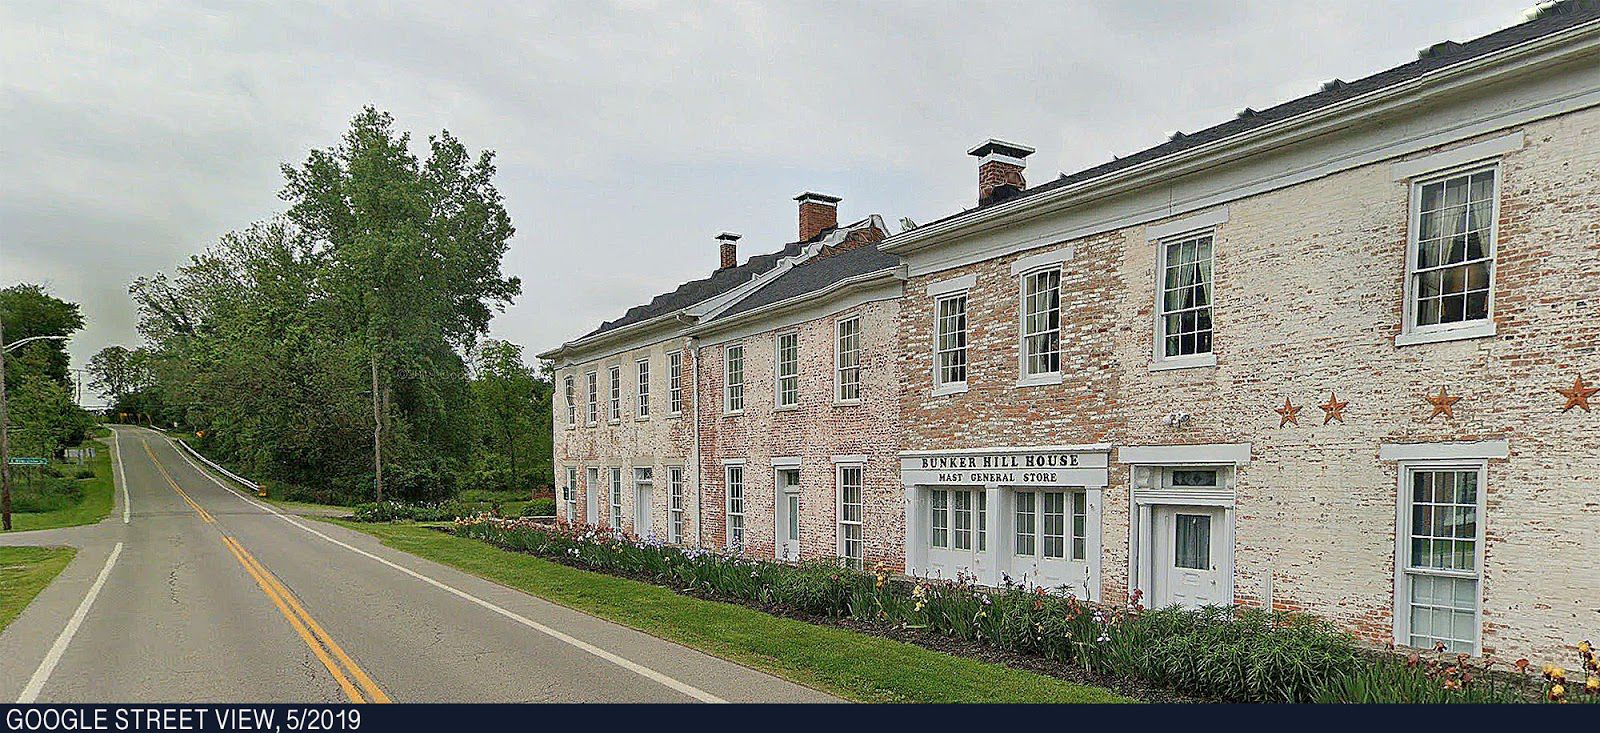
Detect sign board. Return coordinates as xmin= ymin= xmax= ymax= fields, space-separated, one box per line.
xmin=7 ymin=457 xmax=47 ymax=466
xmin=65 ymin=447 xmax=96 ymax=460
xmin=900 ymin=447 xmax=1110 ymax=487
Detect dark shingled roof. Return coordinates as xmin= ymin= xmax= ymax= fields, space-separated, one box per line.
xmin=578 ymin=240 xmax=807 ymax=340
xmin=710 ymin=242 xmax=901 ymax=323
xmin=914 ymin=1 xmax=1600 ymax=231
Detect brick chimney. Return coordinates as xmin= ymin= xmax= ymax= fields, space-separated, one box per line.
xmin=795 ymin=192 xmax=841 ymax=242
xmin=716 ymin=231 xmax=741 ymax=270
xmin=968 ymin=139 xmax=1034 ymax=206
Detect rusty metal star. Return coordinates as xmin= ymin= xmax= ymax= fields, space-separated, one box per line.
xmin=1319 ymin=391 xmax=1348 ymax=424
xmin=1273 ymin=396 xmax=1302 ymax=427
xmin=1424 ymin=385 xmax=1462 ymax=421
xmin=1556 ymin=374 xmax=1599 ymax=413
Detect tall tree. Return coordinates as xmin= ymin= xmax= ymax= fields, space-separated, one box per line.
xmin=1 ymin=284 xmax=84 ymax=389
xmin=86 ymin=345 xmax=148 ymax=404
xmin=471 ymin=340 xmax=537 ymax=496
xmin=279 ymin=107 xmax=520 ymax=501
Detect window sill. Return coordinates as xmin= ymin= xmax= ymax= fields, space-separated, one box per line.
xmin=667 ymin=411 xmax=683 ymax=420
xmin=608 ymin=419 xmax=621 ymax=426
xmin=723 ymin=410 xmax=744 ymax=418
xmin=832 ymin=399 xmax=862 ymax=408
xmin=1149 ymin=353 xmax=1217 ymax=372
xmin=774 ymin=405 xmax=799 ymax=413
xmin=1015 ymin=373 xmax=1063 ymax=388
xmin=931 ymin=382 xmax=968 ymax=398
xmin=1394 ymin=321 xmax=1496 ymax=347
xmin=634 ymin=416 xmax=650 ymax=422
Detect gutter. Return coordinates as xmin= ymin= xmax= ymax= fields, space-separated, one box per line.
xmin=686 ymin=266 xmax=906 ymax=339
xmin=881 ymin=17 xmax=1600 ymax=256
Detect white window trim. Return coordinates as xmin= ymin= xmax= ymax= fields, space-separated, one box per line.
xmin=667 ymin=351 xmax=684 ymax=416
xmin=564 ymin=376 xmax=577 ymax=427
xmin=770 ymin=456 xmax=801 ymax=469
xmin=667 ymin=466 xmax=685 ymax=544
xmin=774 ymin=331 xmax=799 ymax=410
xmin=1151 ymin=229 xmax=1218 ymax=371
xmin=1390 ymin=131 xmax=1523 ymax=181
xmin=932 ymin=290 xmax=969 ymax=395
xmin=1008 ymin=246 xmax=1075 ymax=276
xmin=585 ymin=371 xmax=598 ymax=426
xmin=723 ymin=343 xmax=745 ymax=415
xmin=635 ymin=357 xmax=651 ymax=420
xmin=1144 ymin=207 xmax=1229 ymax=241
xmin=608 ymin=467 xmax=624 ymax=529
xmin=834 ymin=315 xmax=862 ymax=405
xmin=607 ymin=365 xmax=622 ymax=424
xmin=725 ymin=463 xmax=746 ymax=549
xmin=1016 ymin=265 xmax=1063 ymax=386
xmin=1395 ymin=162 xmax=1500 ymax=347
xmin=1390 ymin=458 xmax=1488 ymax=654
xmin=926 ymin=273 xmax=976 ymax=297
xmin=836 ymin=463 xmax=866 ymax=567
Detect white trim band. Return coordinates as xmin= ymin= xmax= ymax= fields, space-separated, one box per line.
xmin=770 ymin=456 xmax=801 ymax=469
xmin=1378 ymin=440 xmax=1509 ymax=461
xmin=1009 ymin=246 xmax=1075 ymax=275
xmin=926 ymin=274 xmax=976 ymax=297
xmin=831 ymin=454 xmax=869 ymax=465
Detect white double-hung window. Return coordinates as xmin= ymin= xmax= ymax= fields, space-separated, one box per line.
xmin=724 ymin=344 xmax=744 ymax=413
xmin=668 ymin=351 xmax=684 ymax=414
xmin=608 ymin=467 xmax=623 ymax=529
xmin=668 ymin=467 xmax=685 ymax=544
xmin=1402 ymin=166 xmax=1497 ymax=344
xmin=1400 ymin=465 xmax=1484 ymax=653
xmin=775 ymin=332 xmax=799 ymax=409
xmin=1014 ymin=490 xmax=1086 ymax=561
xmin=835 ymin=316 xmax=861 ymax=402
xmin=837 ymin=465 xmax=864 ymax=569
xmin=1156 ymin=232 xmax=1214 ymax=364
xmin=585 ymin=371 xmax=598 ymax=425
xmin=934 ymin=294 xmax=967 ymax=390
xmin=636 ymin=358 xmax=650 ymax=418
xmin=1019 ymin=268 xmax=1061 ymax=382
xmin=563 ymin=467 xmax=577 ymax=521
xmin=725 ymin=464 xmax=745 ymax=548
xmin=608 ymin=366 xmax=621 ymax=422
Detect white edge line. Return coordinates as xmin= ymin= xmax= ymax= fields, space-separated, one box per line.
xmin=162 ymin=436 xmax=727 ymax=704
xmin=18 ymin=542 xmax=125 ymax=703
xmin=113 ymin=430 xmax=130 ymax=524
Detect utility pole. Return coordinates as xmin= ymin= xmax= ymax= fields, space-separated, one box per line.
xmin=1 ymin=324 xmax=69 ymax=531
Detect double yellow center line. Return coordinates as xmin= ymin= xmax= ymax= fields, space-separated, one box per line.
xmin=142 ymin=441 xmax=390 ymax=703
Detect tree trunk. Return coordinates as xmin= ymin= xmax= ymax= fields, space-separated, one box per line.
xmin=371 ymin=353 xmax=383 ymax=503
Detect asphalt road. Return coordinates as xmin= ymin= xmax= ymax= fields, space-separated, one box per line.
xmin=0 ymin=425 xmax=837 ymax=703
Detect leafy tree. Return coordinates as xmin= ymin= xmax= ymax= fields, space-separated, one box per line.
xmin=470 ymin=340 xmax=546 ymax=497
xmin=1 ymin=284 xmax=84 ymax=388
xmin=86 ymin=345 xmax=149 ymax=404
xmin=279 ymin=107 xmax=520 ymax=501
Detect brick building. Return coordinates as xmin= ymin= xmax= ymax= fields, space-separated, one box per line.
xmin=882 ymin=6 xmax=1599 ymax=659
xmin=545 ymin=5 xmax=1599 ymax=662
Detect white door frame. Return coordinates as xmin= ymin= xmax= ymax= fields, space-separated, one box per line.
xmin=585 ymin=468 xmax=600 ymax=525
xmin=1128 ymin=467 xmax=1237 ymax=609
xmin=773 ymin=465 xmax=801 ymax=561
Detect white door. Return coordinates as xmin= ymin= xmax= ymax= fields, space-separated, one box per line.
xmin=635 ymin=483 xmax=652 ymax=535
xmin=585 ymin=469 xmax=599 ymax=524
xmin=1153 ymin=505 xmax=1227 ymax=608
xmin=775 ymin=469 xmax=801 ymax=561
xmin=926 ymin=487 xmax=986 ymax=580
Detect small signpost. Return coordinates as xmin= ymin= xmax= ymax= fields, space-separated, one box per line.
xmin=64 ymin=447 xmax=95 ymax=464
xmin=6 ymin=457 xmax=46 ymax=466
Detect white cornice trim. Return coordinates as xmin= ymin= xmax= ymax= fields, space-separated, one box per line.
xmin=1390 ymin=130 xmax=1524 ymax=180
xmin=1378 ymin=440 xmax=1509 ymax=461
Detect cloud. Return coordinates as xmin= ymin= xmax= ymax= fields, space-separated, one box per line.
xmin=1 ymin=0 xmax=1535 ymax=402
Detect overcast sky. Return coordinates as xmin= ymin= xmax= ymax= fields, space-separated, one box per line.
xmin=2 ymin=0 xmax=1538 ymax=401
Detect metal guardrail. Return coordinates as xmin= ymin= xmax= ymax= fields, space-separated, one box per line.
xmin=172 ymin=438 xmax=261 ymax=492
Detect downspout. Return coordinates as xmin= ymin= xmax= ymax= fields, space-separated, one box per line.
xmin=689 ymin=335 xmax=703 ymax=548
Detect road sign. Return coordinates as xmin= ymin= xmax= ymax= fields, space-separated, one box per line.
xmin=7 ymin=457 xmax=47 ymax=466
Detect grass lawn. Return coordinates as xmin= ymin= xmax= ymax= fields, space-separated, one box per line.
xmin=0 ymin=546 xmax=76 ymax=632
xmin=330 ymin=519 xmax=1131 ymax=704
xmin=4 ymin=443 xmax=115 ymax=533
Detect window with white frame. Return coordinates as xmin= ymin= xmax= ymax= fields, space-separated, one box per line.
xmin=725 ymin=464 xmax=745 ymax=548
xmin=563 ymin=467 xmax=578 ymax=520
xmin=564 ymin=376 xmax=576 ymax=426
xmin=935 ymin=294 xmax=967 ymax=387
xmin=609 ymin=468 xmax=623 ymax=529
xmin=668 ymin=467 xmax=685 ymax=544
xmin=608 ymin=366 xmax=621 ymax=421
xmin=585 ymin=371 xmax=598 ymax=425
xmin=927 ymin=488 xmax=986 ymax=553
xmin=1400 ymin=465 xmax=1483 ymax=653
xmin=1014 ymin=490 xmax=1086 ymax=561
xmin=668 ymin=351 xmax=684 ymax=414
xmin=636 ymin=358 xmax=650 ymax=417
xmin=836 ymin=316 xmax=861 ymax=402
xmin=838 ymin=465 xmax=864 ymax=569
xmin=724 ymin=344 xmax=744 ymax=413
xmin=1157 ymin=232 xmax=1214 ymax=359
xmin=1408 ymin=168 xmax=1496 ymax=333
xmin=633 ymin=467 xmax=652 ymax=533
xmin=1020 ymin=268 xmax=1061 ymax=377
xmin=776 ymin=332 xmax=798 ymax=408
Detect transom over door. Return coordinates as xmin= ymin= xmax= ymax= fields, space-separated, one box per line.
xmin=775 ymin=469 xmax=801 ymax=561
xmin=1152 ymin=505 xmax=1227 ymax=609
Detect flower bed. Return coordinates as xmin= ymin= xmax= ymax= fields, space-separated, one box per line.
xmin=455 ymin=517 xmax=1594 ymax=704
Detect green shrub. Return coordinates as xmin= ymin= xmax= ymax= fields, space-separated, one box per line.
xmin=74 ymin=467 xmax=96 ymax=480
xmin=352 ymin=500 xmax=475 ymax=523
xmin=519 ymin=498 xmax=556 ymax=517
xmin=10 ymin=477 xmax=85 ymax=513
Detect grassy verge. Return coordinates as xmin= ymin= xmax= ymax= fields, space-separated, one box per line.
xmin=0 ymin=547 xmax=77 ymax=632
xmin=4 ymin=444 xmax=115 ymax=533
xmin=329 ymin=519 xmax=1131 ymax=704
